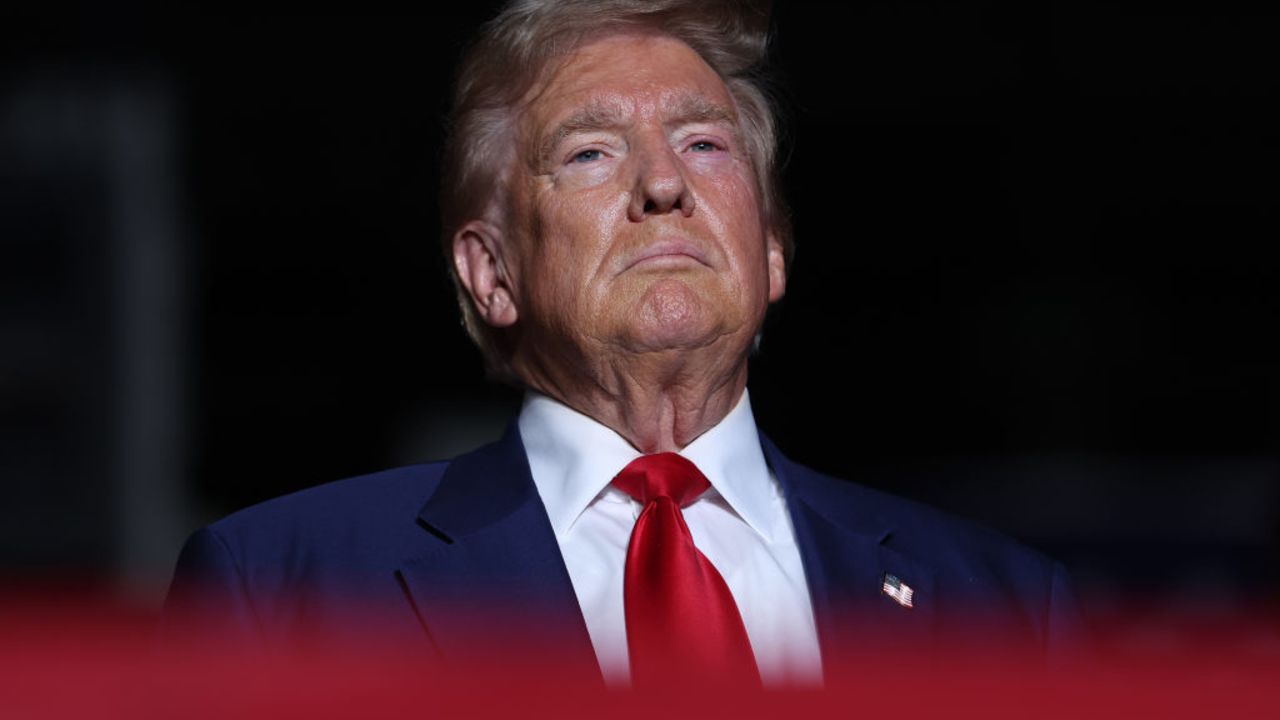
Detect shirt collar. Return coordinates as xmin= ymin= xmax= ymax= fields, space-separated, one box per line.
xmin=517 ymin=389 xmax=779 ymax=542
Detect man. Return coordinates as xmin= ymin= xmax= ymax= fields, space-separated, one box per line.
xmin=167 ymin=0 xmax=1081 ymax=688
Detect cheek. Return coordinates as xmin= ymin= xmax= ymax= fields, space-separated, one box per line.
xmin=528 ymin=191 xmax=623 ymax=298
xmin=706 ymin=173 xmax=769 ymax=272
xmin=697 ymin=155 xmax=762 ymax=219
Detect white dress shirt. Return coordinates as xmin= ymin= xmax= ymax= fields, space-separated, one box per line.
xmin=518 ymin=389 xmax=823 ymax=687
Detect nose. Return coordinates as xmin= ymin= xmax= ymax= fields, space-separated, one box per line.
xmin=627 ymin=138 xmax=696 ymax=222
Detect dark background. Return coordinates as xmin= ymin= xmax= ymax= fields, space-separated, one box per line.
xmin=3 ymin=3 xmax=1277 ymax=648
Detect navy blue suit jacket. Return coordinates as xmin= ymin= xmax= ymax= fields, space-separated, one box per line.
xmin=166 ymin=423 xmax=1082 ymax=674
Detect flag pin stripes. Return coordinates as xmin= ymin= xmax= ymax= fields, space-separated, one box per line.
xmin=881 ymin=573 xmax=915 ymax=608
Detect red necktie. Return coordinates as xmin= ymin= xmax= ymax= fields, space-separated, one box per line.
xmin=613 ymin=453 xmax=759 ymax=687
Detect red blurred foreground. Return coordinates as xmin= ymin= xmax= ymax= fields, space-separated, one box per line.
xmin=3 ymin=591 xmax=1277 ymax=718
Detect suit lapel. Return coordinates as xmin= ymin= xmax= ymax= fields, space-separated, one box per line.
xmin=396 ymin=424 xmax=599 ymax=680
xmin=762 ymin=436 xmax=937 ymax=662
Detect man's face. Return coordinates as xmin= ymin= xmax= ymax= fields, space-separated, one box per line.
xmin=502 ymin=33 xmax=785 ymax=366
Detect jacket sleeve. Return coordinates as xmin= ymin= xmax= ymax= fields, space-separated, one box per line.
xmin=158 ymin=527 xmax=264 ymax=649
xmin=1045 ymin=559 xmax=1091 ymax=666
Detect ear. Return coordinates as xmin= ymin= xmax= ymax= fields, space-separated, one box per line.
xmin=452 ymin=220 xmax=519 ymax=328
xmin=766 ymin=232 xmax=787 ymax=303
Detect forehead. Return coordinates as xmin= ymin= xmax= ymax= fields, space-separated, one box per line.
xmin=524 ymin=33 xmax=737 ymax=130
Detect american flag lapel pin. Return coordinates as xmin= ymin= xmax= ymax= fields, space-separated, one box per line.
xmin=881 ymin=573 xmax=915 ymax=609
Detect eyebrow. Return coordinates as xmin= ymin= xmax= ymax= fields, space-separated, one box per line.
xmin=537 ymin=93 xmax=738 ymax=163
xmin=666 ymin=93 xmax=737 ymax=129
xmin=539 ymin=100 xmax=627 ymax=163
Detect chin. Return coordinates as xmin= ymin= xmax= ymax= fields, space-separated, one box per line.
xmin=619 ymin=279 xmax=731 ymax=353
xmin=623 ymin=327 xmax=716 ymax=354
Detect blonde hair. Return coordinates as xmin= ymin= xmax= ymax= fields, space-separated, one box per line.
xmin=440 ymin=0 xmax=791 ymax=377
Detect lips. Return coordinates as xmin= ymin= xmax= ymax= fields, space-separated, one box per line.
xmin=621 ymin=239 xmax=711 ymax=273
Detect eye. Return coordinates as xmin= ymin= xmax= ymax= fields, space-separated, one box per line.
xmin=571 ymin=149 xmax=603 ymax=163
xmin=688 ymin=140 xmax=720 ymax=153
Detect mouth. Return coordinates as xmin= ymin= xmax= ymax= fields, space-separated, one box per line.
xmin=620 ymin=239 xmax=711 ymax=273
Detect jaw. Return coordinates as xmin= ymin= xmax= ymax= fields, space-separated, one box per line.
xmin=505 ymin=264 xmax=765 ymax=452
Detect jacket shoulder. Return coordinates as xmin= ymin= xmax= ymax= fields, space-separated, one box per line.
xmin=794 ymin=460 xmax=1062 ymax=586
xmin=163 ymin=461 xmax=455 ymax=648
xmin=211 ymin=462 xmax=448 ymax=536
xmin=180 ymin=462 xmax=450 ymax=594
xmin=774 ymin=448 xmax=1084 ymax=651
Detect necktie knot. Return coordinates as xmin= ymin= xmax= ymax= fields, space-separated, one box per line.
xmin=612 ymin=452 xmax=711 ymax=507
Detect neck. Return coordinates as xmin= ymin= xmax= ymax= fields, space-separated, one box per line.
xmin=514 ymin=343 xmax=750 ymax=453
